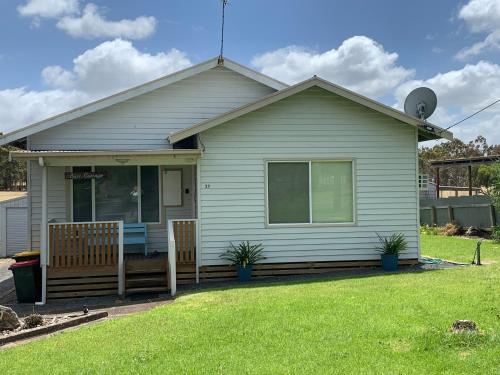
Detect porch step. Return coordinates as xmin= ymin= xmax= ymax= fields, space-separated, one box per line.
xmin=125 ymin=286 xmax=169 ymax=294
xmin=125 ymin=267 xmax=166 ymax=275
xmin=126 ymin=275 xmax=167 ymax=288
xmin=125 ymin=259 xmax=167 ymax=275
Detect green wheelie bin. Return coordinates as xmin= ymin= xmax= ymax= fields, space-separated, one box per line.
xmin=9 ymin=259 xmax=42 ymax=303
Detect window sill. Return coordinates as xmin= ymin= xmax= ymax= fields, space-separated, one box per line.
xmin=265 ymin=221 xmax=357 ymax=229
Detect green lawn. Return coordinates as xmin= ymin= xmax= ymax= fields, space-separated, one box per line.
xmin=421 ymin=234 xmax=500 ymax=264
xmin=0 ymin=235 xmax=499 ymax=374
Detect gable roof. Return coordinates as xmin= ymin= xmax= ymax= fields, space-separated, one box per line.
xmin=0 ymin=57 xmax=287 ymax=146
xmin=168 ymin=77 xmax=453 ymax=143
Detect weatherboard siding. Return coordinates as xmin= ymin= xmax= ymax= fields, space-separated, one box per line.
xmin=29 ymin=162 xmax=68 ymax=249
xmin=29 ymin=67 xmax=275 ymax=151
xmin=0 ymin=196 xmax=27 ymax=257
xmin=198 ymin=87 xmax=419 ymax=265
xmin=147 ymin=165 xmax=196 ymax=252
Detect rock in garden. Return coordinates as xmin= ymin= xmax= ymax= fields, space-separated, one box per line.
xmin=452 ymin=320 xmax=477 ymax=332
xmin=465 ymin=226 xmax=482 ymax=237
xmin=0 ymin=305 xmax=21 ymax=331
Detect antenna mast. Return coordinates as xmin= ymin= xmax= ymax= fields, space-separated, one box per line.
xmin=218 ymin=0 xmax=228 ymax=64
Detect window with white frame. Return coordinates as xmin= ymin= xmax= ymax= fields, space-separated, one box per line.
xmin=267 ymin=160 xmax=354 ymax=225
xmin=418 ymin=174 xmax=429 ymax=191
xmin=72 ymin=166 xmax=160 ymax=223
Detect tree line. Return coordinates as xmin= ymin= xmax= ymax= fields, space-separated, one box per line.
xmin=419 ymin=135 xmax=500 ymax=191
xmin=0 ymin=146 xmax=27 ymax=191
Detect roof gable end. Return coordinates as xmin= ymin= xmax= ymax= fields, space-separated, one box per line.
xmin=168 ymin=77 xmax=453 ymax=143
xmin=0 ymin=57 xmax=287 ymax=146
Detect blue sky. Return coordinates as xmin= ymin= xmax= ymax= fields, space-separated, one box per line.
xmin=1 ymin=0 xmax=499 ymax=143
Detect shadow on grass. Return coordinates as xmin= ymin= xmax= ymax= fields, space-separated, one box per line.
xmin=176 ymin=263 xmax=466 ymax=297
xmin=2 ymin=262 xmax=469 ymax=317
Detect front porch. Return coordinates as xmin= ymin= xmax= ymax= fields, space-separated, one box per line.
xmin=45 ymin=219 xmax=197 ymax=300
xmin=10 ymin=149 xmax=202 ymax=304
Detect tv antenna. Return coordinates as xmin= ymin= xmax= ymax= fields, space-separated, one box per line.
xmin=404 ymin=87 xmax=437 ymax=121
xmin=218 ymin=0 xmax=229 ymax=64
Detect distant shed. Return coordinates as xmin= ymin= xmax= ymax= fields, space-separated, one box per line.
xmin=0 ymin=192 xmax=28 ymax=257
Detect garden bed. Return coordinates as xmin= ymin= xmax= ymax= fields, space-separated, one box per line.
xmin=0 ymin=311 xmax=107 ymax=346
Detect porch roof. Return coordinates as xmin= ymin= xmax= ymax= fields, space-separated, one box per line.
xmin=10 ymin=149 xmax=202 ymax=167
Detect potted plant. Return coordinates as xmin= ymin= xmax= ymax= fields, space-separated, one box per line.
xmin=219 ymin=241 xmax=265 ymax=282
xmin=375 ymin=233 xmax=408 ymax=271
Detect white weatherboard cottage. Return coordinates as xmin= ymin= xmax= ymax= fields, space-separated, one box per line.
xmin=0 ymin=57 xmax=452 ymax=303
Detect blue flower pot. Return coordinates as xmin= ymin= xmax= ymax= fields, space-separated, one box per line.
xmin=381 ymin=254 xmax=398 ymax=271
xmin=237 ymin=265 xmax=253 ymax=282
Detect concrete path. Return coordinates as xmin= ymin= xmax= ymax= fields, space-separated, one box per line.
xmin=0 ymin=259 xmax=15 ymax=302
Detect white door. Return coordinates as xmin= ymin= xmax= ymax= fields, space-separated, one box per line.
xmin=6 ymin=208 xmax=28 ymax=256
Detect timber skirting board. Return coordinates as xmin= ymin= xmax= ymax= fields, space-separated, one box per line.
xmin=199 ymin=259 xmax=419 ymax=282
xmin=47 ymin=266 xmax=119 ymax=299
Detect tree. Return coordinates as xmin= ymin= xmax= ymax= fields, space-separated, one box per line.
xmin=0 ymin=146 xmax=27 ymax=190
xmin=489 ymin=163 xmax=500 ymax=209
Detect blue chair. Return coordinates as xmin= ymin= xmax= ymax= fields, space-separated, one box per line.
xmin=123 ymin=223 xmax=148 ymax=255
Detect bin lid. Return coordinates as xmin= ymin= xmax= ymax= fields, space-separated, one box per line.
xmin=13 ymin=250 xmax=40 ymax=257
xmin=9 ymin=259 xmax=40 ymax=270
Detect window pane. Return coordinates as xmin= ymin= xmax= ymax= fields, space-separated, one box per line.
xmin=72 ymin=167 xmax=92 ymax=222
xmin=141 ymin=166 xmax=159 ymax=222
xmin=95 ymin=166 xmax=138 ymax=223
xmin=311 ymin=161 xmax=353 ymax=223
xmin=268 ymin=162 xmax=309 ymax=224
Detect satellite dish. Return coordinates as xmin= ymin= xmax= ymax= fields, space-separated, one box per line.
xmin=404 ymin=87 xmax=437 ymax=120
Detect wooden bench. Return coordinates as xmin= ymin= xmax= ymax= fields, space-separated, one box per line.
xmin=123 ymin=223 xmax=148 ymax=255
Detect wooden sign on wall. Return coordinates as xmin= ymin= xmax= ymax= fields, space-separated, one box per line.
xmin=64 ymin=171 xmax=107 ymax=180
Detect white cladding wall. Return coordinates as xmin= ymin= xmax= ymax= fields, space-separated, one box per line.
xmin=29 ymin=67 xmax=275 ymax=151
xmin=148 ymin=165 xmax=196 ymax=252
xmin=198 ymin=87 xmax=419 ymax=265
xmin=30 ymin=162 xmax=68 ymax=249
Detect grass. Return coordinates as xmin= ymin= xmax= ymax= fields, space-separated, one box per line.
xmin=1 ymin=235 xmax=499 ymax=374
xmin=421 ymin=234 xmax=500 ymax=264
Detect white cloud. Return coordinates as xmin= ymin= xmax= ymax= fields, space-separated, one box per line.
xmin=56 ymin=3 xmax=157 ymax=40
xmin=395 ymin=61 xmax=500 ymax=143
xmin=456 ymin=0 xmax=500 ymax=59
xmin=18 ymin=1 xmax=157 ymax=39
xmin=0 ymin=39 xmax=192 ymax=132
xmin=18 ymin=0 xmax=79 ymax=19
xmin=456 ymin=30 xmax=500 ymax=59
xmin=252 ymin=36 xmax=414 ymax=98
xmin=43 ymin=39 xmax=191 ymax=96
xmin=41 ymin=65 xmax=75 ymax=89
xmin=0 ymin=88 xmax=88 ymax=133
xmin=458 ymin=0 xmax=500 ymax=33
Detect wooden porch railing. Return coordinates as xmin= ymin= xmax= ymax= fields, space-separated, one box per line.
xmin=48 ymin=222 xmax=121 ymax=268
xmin=47 ymin=221 xmax=124 ymax=295
xmin=172 ymin=220 xmax=196 ymax=264
xmin=168 ymin=219 xmax=197 ymax=296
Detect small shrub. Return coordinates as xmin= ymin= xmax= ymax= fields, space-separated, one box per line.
xmin=23 ymin=314 xmax=44 ymax=329
xmin=491 ymin=225 xmax=500 ymax=243
xmin=219 ymin=241 xmax=265 ymax=267
xmin=420 ymin=224 xmax=440 ymax=235
xmin=440 ymin=222 xmax=462 ymax=236
xmin=375 ymin=233 xmax=408 ymax=255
